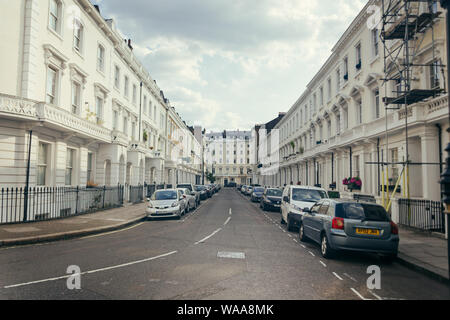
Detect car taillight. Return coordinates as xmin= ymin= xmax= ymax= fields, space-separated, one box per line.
xmin=332 ymin=217 xmax=345 ymax=230
xmin=390 ymin=221 xmax=398 ymax=235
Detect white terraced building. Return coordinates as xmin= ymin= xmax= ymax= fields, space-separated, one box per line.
xmin=204 ymin=130 xmax=255 ymax=185
xmin=255 ymin=0 xmax=449 ymax=207
xmin=0 ymin=0 xmax=202 ymax=189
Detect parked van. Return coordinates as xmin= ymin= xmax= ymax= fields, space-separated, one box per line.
xmin=281 ymin=185 xmax=329 ymax=231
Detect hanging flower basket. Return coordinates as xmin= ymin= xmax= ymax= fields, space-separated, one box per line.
xmin=343 ymin=176 xmax=362 ymax=191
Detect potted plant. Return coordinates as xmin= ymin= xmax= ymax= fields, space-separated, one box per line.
xmin=143 ymin=130 xmax=148 ymax=142
xmin=86 ymin=180 xmax=98 ymax=188
xmin=299 ymin=147 xmax=304 ymax=154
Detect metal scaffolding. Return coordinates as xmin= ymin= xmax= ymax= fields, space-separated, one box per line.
xmin=375 ymin=0 xmax=444 ymax=209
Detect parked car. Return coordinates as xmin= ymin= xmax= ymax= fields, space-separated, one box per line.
xmin=245 ymin=186 xmax=254 ymax=196
xmin=260 ymin=188 xmax=283 ymax=211
xmin=177 ymin=183 xmax=200 ymax=205
xmin=250 ymin=187 xmax=265 ymax=202
xmin=298 ymin=199 xmax=399 ymax=260
xmin=281 ymin=185 xmax=329 ymax=231
xmin=146 ymin=189 xmax=186 ymax=220
xmin=177 ymin=188 xmax=197 ymax=212
xmin=194 ymin=185 xmax=208 ymax=200
xmin=241 ymin=185 xmax=248 ymax=194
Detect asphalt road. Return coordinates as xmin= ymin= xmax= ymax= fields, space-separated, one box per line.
xmin=0 ymin=188 xmax=449 ymax=300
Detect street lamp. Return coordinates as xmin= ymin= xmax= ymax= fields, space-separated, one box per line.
xmin=439 ymin=0 xmax=450 ymax=280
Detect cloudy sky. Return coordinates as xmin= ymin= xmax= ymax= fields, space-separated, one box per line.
xmin=92 ymin=0 xmax=367 ymax=132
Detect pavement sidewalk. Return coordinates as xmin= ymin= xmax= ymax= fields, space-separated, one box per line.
xmin=0 ymin=203 xmax=147 ymax=247
xmin=397 ymin=226 xmax=449 ymax=283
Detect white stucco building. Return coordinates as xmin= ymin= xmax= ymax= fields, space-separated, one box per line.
xmin=204 ymin=130 xmax=254 ymax=185
xmin=0 ymin=0 xmax=202 ymax=188
xmin=255 ymin=0 xmax=448 ymax=204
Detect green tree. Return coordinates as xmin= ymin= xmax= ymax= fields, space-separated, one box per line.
xmin=206 ymin=172 xmax=216 ymax=183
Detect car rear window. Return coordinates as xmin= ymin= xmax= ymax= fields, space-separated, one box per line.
xmin=336 ymin=203 xmax=390 ymax=221
xmin=254 ymin=187 xmax=264 ymax=192
xmin=153 ymin=191 xmax=177 ymax=200
xmin=177 ymin=184 xmax=192 ymax=191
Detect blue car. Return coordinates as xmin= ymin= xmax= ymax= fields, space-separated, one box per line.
xmin=250 ymin=187 xmax=265 ymax=202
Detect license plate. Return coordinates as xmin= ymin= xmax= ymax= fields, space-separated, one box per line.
xmin=356 ymin=228 xmax=380 ymax=236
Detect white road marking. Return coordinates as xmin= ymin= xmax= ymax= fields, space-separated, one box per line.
xmin=300 ymin=244 xmax=306 ymax=248
xmin=369 ymin=290 xmax=383 ymax=300
xmin=343 ymin=273 xmax=358 ymax=282
xmin=217 ymin=251 xmax=245 ymax=259
xmin=332 ymin=272 xmax=344 ymax=281
xmin=293 ymin=239 xmax=298 ymax=243
xmin=194 ymin=228 xmax=222 ymax=245
xmin=229 ymin=208 xmax=232 ymax=215
xmin=3 ymin=251 xmax=178 ymax=289
xmin=319 ymin=260 xmax=327 ymax=267
xmin=224 ymin=217 xmax=231 ymax=226
xmin=287 ymin=234 xmax=292 ymax=238
xmin=351 ymin=288 xmax=371 ymax=300
xmin=309 ymin=251 xmax=315 ymax=256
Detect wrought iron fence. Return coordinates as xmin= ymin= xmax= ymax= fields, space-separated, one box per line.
xmin=0 ymin=185 xmax=124 ymax=224
xmin=145 ymin=184 xmax=156 ymax=198
xmin=128 ymin=185 xmax=144 ymax=204
xmin=398 ymin=198 xmax=445 ymax=233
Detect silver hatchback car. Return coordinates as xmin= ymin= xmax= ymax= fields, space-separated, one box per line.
xmin=299 ymin=199 xmax=399 ymax=260
xmin=146 ymin=189 xmax=186 ymax=220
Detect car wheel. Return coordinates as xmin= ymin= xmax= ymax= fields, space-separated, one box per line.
xmin=298 ymin=224 xmax=307 ymax=242
xmin=320 ymin=233 xmax=334 ymax=259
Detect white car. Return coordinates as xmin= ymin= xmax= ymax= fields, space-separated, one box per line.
xmin=177 ymin=188 xmax=197 ymax=212
xmin=146 ymin=189 xmax=186 ymax=220
xmin=281 ymin=185 xmax=329 ymax=231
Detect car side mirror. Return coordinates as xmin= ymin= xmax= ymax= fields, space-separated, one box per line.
xmin=303 ymin=207 xmax=311 ymax=214
xmin=283 ymin=196 xmax=290 ymax=203
xmin=183 ymin=195 xmax=186 ymax=199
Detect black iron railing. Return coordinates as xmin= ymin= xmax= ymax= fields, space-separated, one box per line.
xmin=128 ymin=184 xmax=144 ymax=204
xmin=398 ymin=198 xmax=445 ymax=233
xmin=0 ymin=185 xmax=124 ymax=225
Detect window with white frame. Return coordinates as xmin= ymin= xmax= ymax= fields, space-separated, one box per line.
xmin=37 ymin=142 xmax=49 ymax=186
xmin=343 ymin=57 xmax=348 ymax=81
xmin=97 ymin=45 xmax=105 ymax=72
xmin=429 ymin=59 xmax=441 ymax=89
xmin=114 ymin=66 xmax=120 ymax=89
xmin=355 ymin=43 xmax=362 ymax=70
xmin=327 ymin=120 xmax=331 ymax=139
xmin=374 ymin=88 xmax=380 ymax=119
xmin=96 ymin=96 xmax=103 ymax=125
xmin=143 ymin=95 xmax=147 ymax=115
xmin=320 ymin=87 xmax=324 ymax=106
xmin=372 ymin=29 xmax=379 ymax=57
xmin=337 ymin=114 xmax=341 ymax=134
xmin=71 ymin=81 xmax=81 ymax=114
xmin=356 ymin=98 xmax=362 ymax=124
xmin=123 ymin=76 xmax=130 ymax=99
xmin=113 ymin=110 xmax=118 ymax=130
xmin=87 ymin=152 xmax=93 ymax=182
xmin=327 ymin=77 xmax=332 ymax=100
xmin=123 ymin=116 xmax=128 ymax=135
xmin=132 ymin=84 xmax=137 ymax=105
xmin=336 ymin=68 xmax=341 ymax=91
xmin=353 ymin=155 xmax=360 ymax=178
xmin=131 ymin=122 xmax=136 ymax=140
xmin=46 ymin=66 xmax=58 ymax=105
xmin=73 ymin=19 xmax=84 ymax=53
xmin=65 ymin=149 xmax=75 ymax=186
xmin=49 ymin=0 xmax=62 ymax=34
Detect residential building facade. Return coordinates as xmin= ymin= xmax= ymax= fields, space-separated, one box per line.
xmin=255 ymin=0 xmax=448 ymax=205
xmin=204 ymin=130 xmax=253 ymax=185
xmin=0 ymin=0 xmax=201 ymax=188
